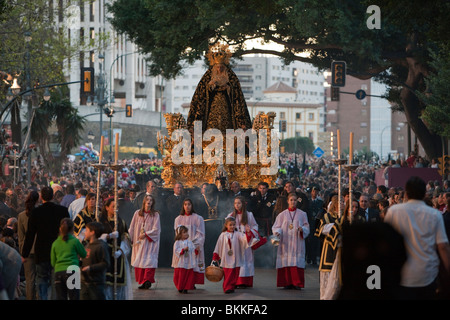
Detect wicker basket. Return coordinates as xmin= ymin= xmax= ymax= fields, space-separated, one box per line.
xmin=205 ymin=265 xmax=224 ymax=282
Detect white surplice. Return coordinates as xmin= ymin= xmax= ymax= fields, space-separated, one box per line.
xmin=174 ymin=213 xmax=206 ymax=273
xmin=213 ymin=231 xmax=249 ymax=268
xmin=226 ymin=211 xmax=258 ymax=277
xmin=272 ymin=208 xmax=310 ymax=269
xmin=128 ymin=210 xmax=161 ymax=268
xmin=171 ymin=239 xmax=197 ymax=269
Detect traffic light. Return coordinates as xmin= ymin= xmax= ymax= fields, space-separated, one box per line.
xmin=438 ymin=155 xmax=450 ymax=177
xmin=331 ymin=87 xmax=340 ymax=101
xmin=331 ymin=61 xmax=346 ymax=87
xmin=126 ymin=104 xmax=132 ymax=117
xmin=103 ymin=107 xmax=115 ymax=118
xmin=279 ymin=120 xmax=287 ymax=133
xmin=81 ymin=67 xmax=94 ymax=94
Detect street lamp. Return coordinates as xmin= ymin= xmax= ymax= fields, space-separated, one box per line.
xmin=136 ymin=138 xmax=144 ymax=158
xmin=43 ymin=88 xmax=51 ymax=102
xmin=380 ymin=125 xmax=390 ymax=162
xmin=10 ymin=78 xmax=21 ymax=95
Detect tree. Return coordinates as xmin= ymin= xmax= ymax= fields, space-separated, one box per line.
xmin=108 ymin=0 xmax=450 ymax=159
xmin=0 ymin=0 xmax=106 ymax=147
xmin=280 ymin=136 xmax=315 ymax=155
xmin=418 ymin=44 xmax=450 ymax=141
xmin=26 ymin=87 xmax=86 ymax=176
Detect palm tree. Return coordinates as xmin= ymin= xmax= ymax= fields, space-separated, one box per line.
xmin=26 ymin=87 xmax=85 ymax=176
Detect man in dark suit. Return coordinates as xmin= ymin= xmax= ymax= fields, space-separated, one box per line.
xmin=136 ymin=180 xmax=164 ymax=213
xmin=117 ymin=188 xmax=135 ymax=228
xmin=0 ymin=191 xmax=11 ymax=217
xmin=306 ymin=186 xmax=323 ymax=265
xmin=22 ymin=186 xmax=70 ymax=300
xmin=249 ymin=182 xmax=277 ymax=237
xmin=357 ymin=193 xmax=381 ymax=223
xmin=158 ymin=182 xmax=185 ymax=267
xmin=226 ymin=181 xmax=250 ymax=212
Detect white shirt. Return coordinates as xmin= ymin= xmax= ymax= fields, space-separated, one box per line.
xmin=385 ymin=199 xmax=449 ymax=287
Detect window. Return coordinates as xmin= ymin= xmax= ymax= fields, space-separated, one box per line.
xmin=308 ymin=113 xmax=314 ymax=121
xmin=361 ymin=122 xmax=368 ymax=128
xmin=280 ymin=112 xmax=286 ymax=119
xmin=296 ymin=112 xmax=301 ymax=120
xmin=308 ymin=132 xmax=314 ymax=140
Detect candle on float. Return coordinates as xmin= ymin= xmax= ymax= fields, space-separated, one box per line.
xmin=99 ymin=136 xmax=104 ymax=163
xmin=337 ymin=129 xmax=341 ymax=158
xmin=115 ymin=133 xmax=119 ymax=164
xmin=349 ymin=132 xmax=354 ymax=164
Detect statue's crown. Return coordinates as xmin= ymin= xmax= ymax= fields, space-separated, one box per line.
xmin=206 ymin=43 xmax=232 ymax=66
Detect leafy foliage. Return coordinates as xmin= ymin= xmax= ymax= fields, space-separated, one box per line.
xmin=280 ymin=136 xmax=315 ymax=155
xmin=107 ymin=0 xmax=449 ymax=158
xmin=419 ymin=44 xmax=450 ymax=138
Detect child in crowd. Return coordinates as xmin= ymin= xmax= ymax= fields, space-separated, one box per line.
xmin=272 ymin=192 xmax=310 ymax=290
xmin=50 ymin=218 xmax=87 ymax=300
xmin=172 ymin=225 xmax=197 ymax=293
xmin=212 ymin=216 xmax=254 ymax=293
xmin=80 ymin=221 xmax=110 ymax=300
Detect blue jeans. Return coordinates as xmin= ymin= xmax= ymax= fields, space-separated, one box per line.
xmin=36 ymin=261 xmax=52 ymax=300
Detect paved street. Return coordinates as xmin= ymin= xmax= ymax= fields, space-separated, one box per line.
xmin=131 ymin=264 xmax=320 ymax=300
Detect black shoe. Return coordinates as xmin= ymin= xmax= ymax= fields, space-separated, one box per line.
xmin=225 ymin=289 xmax=235 ymax=294
xmin=293 ymin=286 xmax=302 ymax=290
xmin=183 ymin=290 xmax=188 ymax=294
xmin=284 ymin=285 xmax=294 ymax=289
xmin=138 ymin=281 xmax=152 ymax=289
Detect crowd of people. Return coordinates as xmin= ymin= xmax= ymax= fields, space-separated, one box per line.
xmin=0 ymin=152 xmax=449 ymax=300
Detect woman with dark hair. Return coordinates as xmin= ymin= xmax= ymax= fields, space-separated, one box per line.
xmin=73 ymin=192 xmax=97 ymax=243
xmin=17 ymin=191 xmax=40 ymax=300
xmin=128 ymin=194 xmax=160 ymax=290
xmin=99 ymin=197 xmax=132 ymax=300
xmin=173 ymin=198 xmax=206 ymax=286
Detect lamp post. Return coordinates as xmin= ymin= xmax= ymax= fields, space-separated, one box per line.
xmin=380 ymin=125 xmax=390 ymax=162
xmin=136 ymin=138 xmax=144 ymax=159
xmin=24 ymin=31 xmax=32 ymax=184
xmin=88 ymin=130 xmax=95 ymax=142
xmin=86 ymin=53 xmax=107 ymax=158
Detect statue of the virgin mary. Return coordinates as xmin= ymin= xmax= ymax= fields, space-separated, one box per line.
xmin=186 ymin=43 xmax=252 ymax=134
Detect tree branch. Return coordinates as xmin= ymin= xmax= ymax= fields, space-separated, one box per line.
xmin=239 ymin=48 xmax=313 ymax=64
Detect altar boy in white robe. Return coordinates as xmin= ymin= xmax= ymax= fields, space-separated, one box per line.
xmin=272 ymin=192 xmax=310 ymax=289
xmin=212 ymin=216 xmax=256 ymax=293
xmin=128 ymin=194 xmax=161 ymax=289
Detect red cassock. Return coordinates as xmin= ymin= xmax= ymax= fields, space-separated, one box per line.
xmin=173 ymin=268 xmax=196 ymax=291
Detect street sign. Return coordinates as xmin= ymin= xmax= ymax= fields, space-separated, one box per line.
xmin=355 ymin=89 xmax=366 ymax=100
xmin=313 ymin=147 xmax=325 ymax=158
